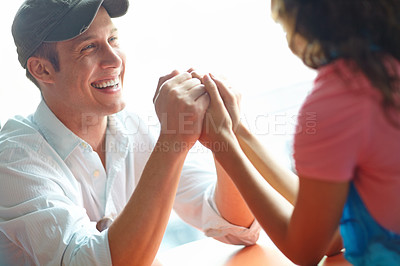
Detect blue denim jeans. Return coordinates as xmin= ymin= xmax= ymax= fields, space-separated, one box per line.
xmin=340 ymin=183 xmax=400 ymax=265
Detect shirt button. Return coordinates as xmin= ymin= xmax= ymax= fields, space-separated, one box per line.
xmin=81 ymin=142 xmax=88 ymax=149
xmin=93 ymin=170 xmax=100 ymax=178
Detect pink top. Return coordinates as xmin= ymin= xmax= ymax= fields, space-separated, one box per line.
xmin=294 ymin=58 xmax=400 ymax=234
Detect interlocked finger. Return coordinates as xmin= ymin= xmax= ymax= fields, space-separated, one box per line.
xmin=190 ymin=84 xmax=208 ymax=101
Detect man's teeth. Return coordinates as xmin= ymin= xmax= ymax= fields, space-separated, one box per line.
xmin=92 ymin=78 xmax=119 ymax=89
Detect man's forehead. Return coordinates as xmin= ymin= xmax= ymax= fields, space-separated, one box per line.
xmin=73 ymin=27 xmax=118 ymax=43
xmin=65 ymin=8 xmax=118 ymax=44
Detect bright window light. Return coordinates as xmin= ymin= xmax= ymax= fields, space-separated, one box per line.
xmin=1 ymin=0 xmax=316 ymax=165
xmin=1 ymin=0 xmax=318 ymax=251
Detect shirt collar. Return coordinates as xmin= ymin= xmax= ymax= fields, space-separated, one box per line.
xmin=106 ymin=113 xmax=130 ymax=156
xmin=33 ymin=100 xmax=82 ymax=161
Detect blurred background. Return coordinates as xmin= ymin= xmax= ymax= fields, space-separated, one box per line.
xmin=0 ymin=0 xmax=316 ymax=251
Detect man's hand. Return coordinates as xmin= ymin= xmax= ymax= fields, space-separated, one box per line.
xmin=153 ymin=70 xmax=210 ymax=150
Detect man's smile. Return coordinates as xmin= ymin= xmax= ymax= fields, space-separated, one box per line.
xmin=91 ymin=77 xmax=120 ymax=90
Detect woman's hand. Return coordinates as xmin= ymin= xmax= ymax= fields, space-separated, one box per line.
xmin=210 ymin=74 xmax=242 ymax=132
xmin=190 ymin=71 xmax=242 ymax=132
xmin=199 ymin=74 xmax=237 ymax=152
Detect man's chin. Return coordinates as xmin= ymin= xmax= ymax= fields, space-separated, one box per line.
xmin=100 ymin=101 xmax=126 ymax=117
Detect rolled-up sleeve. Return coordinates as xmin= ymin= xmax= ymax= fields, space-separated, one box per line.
xmin=173 ymin=146 xmax=260 ymax=246
xmin=201 ymin=183 xmax=260 ymax=245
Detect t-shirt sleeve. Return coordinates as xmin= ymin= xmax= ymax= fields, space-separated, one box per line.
xmin=293 ymin=75 xmax=369 ymax=182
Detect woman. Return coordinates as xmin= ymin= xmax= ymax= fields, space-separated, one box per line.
xmin=198 ymin=0 xmax=400 ymax=265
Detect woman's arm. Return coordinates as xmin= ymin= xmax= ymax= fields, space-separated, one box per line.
xmin=201 ymin=74 xmax=347 ymax=264
xmin=198 ymin=73 xmax=298 ymax=204
xmin=189 ymin=70 xmax=255 ymax=230
xmin=235 ymin=117 xmax=344 ymax=257
xmin=235 ymin=124 xmax=298 ymax=205
xmin=208 ymin=74 xmax=343 ymax=256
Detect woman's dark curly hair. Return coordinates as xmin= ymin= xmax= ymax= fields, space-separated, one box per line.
xmin=272 ymin=0 xmax=400 ymax=127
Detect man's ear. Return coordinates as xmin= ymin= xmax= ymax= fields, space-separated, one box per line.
xmin=27 ymin=57 xmax=56 ymax=84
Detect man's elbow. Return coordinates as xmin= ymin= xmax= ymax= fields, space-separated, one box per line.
xmin=286 ymin=250 xmax=325 ymax=266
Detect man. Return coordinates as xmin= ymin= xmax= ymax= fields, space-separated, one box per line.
xmin=0 ymin=0 xmax=259 ymax=265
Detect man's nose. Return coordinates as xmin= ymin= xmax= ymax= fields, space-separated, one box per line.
xmin=100 ymin=44 xmax=123 ymax=69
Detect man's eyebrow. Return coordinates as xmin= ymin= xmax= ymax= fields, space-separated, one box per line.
xmin=74 ymin=28 xmax=119 ymax=43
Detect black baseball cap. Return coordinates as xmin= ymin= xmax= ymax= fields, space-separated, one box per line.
xmin=12 ymin=0 xmax=129 ymax=68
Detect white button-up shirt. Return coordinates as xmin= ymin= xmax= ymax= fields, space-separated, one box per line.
xmin=0 ymin=101 xmax=259 ymax=265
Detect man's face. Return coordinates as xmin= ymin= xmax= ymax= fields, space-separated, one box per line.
xmin=48 ymin=7 xmax=126 ymax=120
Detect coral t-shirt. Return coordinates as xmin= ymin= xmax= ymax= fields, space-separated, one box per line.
xmin=294 ymin=58 xmax=400 ymax=234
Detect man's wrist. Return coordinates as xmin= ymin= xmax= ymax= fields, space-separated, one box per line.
xmin=155 ymin=134 xmax=196 ymax=154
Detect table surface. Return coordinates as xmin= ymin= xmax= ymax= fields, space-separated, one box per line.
xmin=155 ymin=233 xmax=351 ymax=266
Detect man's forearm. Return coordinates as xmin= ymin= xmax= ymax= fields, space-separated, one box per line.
xmin=108 ymin=136 xmax=190 ymax=266
xmin=214 ymin=157 xmax=254 ymax=228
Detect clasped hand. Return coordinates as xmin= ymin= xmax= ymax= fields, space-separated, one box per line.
xmin=153 ymin=69 xmax=241 ymax=153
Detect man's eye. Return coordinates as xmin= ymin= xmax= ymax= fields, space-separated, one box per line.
xmin=81 ymin=44 xmax=95 ymax=52
xmin=109 ymin=36 xmax=118 ymax=43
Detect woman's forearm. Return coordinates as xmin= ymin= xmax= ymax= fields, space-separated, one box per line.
xmin=235 ymin=123 xmax=299 ymax=205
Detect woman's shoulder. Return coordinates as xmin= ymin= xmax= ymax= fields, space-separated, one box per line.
xmin=303 ymin=58 xmax=390 ymax=113
xmin=314 ymin=56 xmax=400 ymax=97
xmin=315 ymin=59 xmax=372 ymax=93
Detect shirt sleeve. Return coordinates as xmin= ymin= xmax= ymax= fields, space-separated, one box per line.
xmin=0 ymin=138 xmax=112 ymax=265
xmin=293 ymin=72 xmax=370 ymax=182
xmin=173 ymin=143 xmax=260 ymax=246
